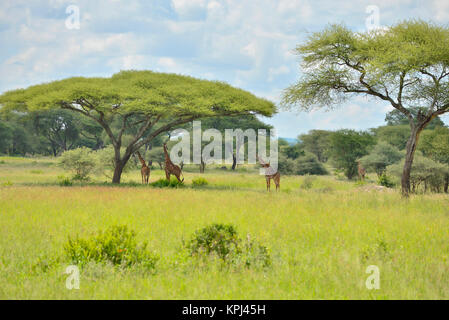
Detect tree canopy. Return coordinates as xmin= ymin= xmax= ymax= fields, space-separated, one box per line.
xmin=0 ymin=70 xmax=276 ymax=183
xmin=282 ymin=20 xmax=449 ymax=196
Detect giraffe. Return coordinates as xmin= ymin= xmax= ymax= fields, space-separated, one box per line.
xmin=163 ymin=143 xmax=184 ymax=183
xmin=357 ymin=161 xmax=366 ymax=181
xmin=258 ymin=156 xmax=280 ymax=192
xmin=135 ymin=151 xmax=150 ymax=184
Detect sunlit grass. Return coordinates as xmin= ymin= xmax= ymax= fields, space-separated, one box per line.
xmin=0 ymin=157 xmax=448 ymax=299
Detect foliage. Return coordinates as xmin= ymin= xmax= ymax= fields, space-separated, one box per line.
xmin=418 ymin=126 xmax=449 ymax=165
xmin=298 ymin=130 xmax=332 ymax=162
xmin=359 ymin=142 xmax=403 ymax=177
xmin=300 ymin=175 xmax=316 ymax=189
xmin=58 ymin=147 xmax=96 ymax=181
xmin=385 ymin=107 xmax=445 ymax=129
xmin=186 ymin=223 xmax=270 ymax=268
xmin=147 ymin=147 xmax=165 ymax=169
xmin=328 ymin=130 xmax=375 ymax=179
xmin=192 ymin=177 xmax=209 ymax=187
xmin=378 ymin=173 xmax=395 ymax=188
xmin=278 ymin=152 xmax=327 ymax=176
xmin=279 ymin=139 xmax=304 ymax=160
xmin=372 ymin=125 xmax=411 ymax=151
xmin=0 ymin=70 xmax=276 ymax=183
xmin=94 ymin=146 xmax=136 ymax=179
xmin=64 ymin=225 xmax=158 ymax=271
xmin=295 ymin=152 xmax=328 ymax=175
xmin=282 ymin=20 xmax=449 ymax=195
xmin=150 ymin=178 xmax=184 ymax=188
xmin=388 ymin=154 xmax=448 ymax=193
xmin=57 ymin=175 xmax=73 ymax=187
xmin=187 ymin=224 xmax=240 ymax=260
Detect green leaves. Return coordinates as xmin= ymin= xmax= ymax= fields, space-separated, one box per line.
xmin=282 ymin=20 xmax=449 ymax=114
xmin=0 ymin=70 xmax=276 ymax=118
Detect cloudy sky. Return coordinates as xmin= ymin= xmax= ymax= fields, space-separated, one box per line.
xmin=0 ymin=0 xmax=448 ymax=137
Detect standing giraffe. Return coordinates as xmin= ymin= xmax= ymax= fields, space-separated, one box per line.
xmin=258 ymin=156 xmax=280 ymax=192
xmin=163 ymin=143 xmax=184 ymax=182
xmin=135 ymin=151 xmax=150 ymax=184
xmin=357 ymin=161 xmax=366 ymax=181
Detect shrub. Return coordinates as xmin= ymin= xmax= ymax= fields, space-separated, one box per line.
xmin=186 ymin=224 xmax=271 ymax=268
xmin=300 ymin=175 xmax=315 ymax=189
xmin=187 ymin=224 xmax=240 ymax=260
xmin=359 ymin=142 xmax=403 ymax=177
xmin=58 ymin=147 xmax=96 ymax=181
xmin=378 ymin=173 xmax=395 ymax=188
xmin=388 ymin=153 xmax=448 ymax=193
xmin=57 ymin=175 xmax=72 ymax=186
xmin=150 ymin=178 xmax=184 ymax=188
xmin=64 ymin=225 xmax=158 ymax=271
xmin=192 ymin=177 xmax=208 ymax=187
xmin=1 ymin=180 xmax=13 ymax=187
xmin=94 ymin=146 xmax=136 ymax=179
xmin=294 ymin=152 xmax=328 ymax=175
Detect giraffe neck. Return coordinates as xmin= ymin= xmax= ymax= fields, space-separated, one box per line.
xmin=136 ymin=151 xmax=147 ymax=167
xmin=163 ymin=145 xmax=172 ymax=164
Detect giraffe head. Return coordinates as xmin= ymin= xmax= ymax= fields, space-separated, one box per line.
xmin=258 ymin=156 xmax=270 ymax=168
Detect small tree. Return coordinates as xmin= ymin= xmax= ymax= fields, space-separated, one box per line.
xmin=418 ymin=126 xmax=449 ymax=192
xmin=94 ymin=146 xmax=137 ymax=180
xmin=58 ymin=147 xmax=96 ymax=181
xmin=282 ymin=21 xmax=449 ymax=196
xmin=359 ymin=142 xmax=403 ymax=177
xmin=295 ymin=152 xmax=328 ymax=175
xmin=327 ymin=130 xmax=374 ymax=179
xmin=388 ymin=153 xmax=448 ymax=193
xmin=298 ymin=130 xmax=332 ymax=162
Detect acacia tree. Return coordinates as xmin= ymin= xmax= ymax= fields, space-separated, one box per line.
xmin=282 ymin=20 xmax=449 ymax=197
xmin=0 ymin=70 xmax=275 ymax=183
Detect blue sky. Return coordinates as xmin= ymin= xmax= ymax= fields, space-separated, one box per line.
xmin=0 ymin=0 xmax=448 ymax=137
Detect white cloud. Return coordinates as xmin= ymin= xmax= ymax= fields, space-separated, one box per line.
xmin=1 ymin=0 xmax=448 ymax=135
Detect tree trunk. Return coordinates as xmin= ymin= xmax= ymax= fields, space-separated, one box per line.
xmin=444 ymin=173 xmax=449 ymax=193
xmin=112 ymin=161 xmax=124 ymax=184
xmin=231 ymin=153 xmax=236 ymax=170
xmin=401 ymin=127 xmax=421 ymax=197
xmin=199 ymin=160 xmax=205 ymax=173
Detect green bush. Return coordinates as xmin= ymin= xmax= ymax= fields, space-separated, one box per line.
xmin=58 ymin=147 xmax=96 ymax=181
xmin=57 ymin=175 xmax=73 ymax=186
xmin=300 ymin=175 xmax=315 ymax=189
xmin=187 ymin=224 xmax=240 ymax=260
xmin=94 ymin=146 xmax=136 ymax=179
xmin=378 ymin=173 xmax=395 ymax=188
xmin=150 ymin=178 xmax=184 ymax=188
xmin=64 ymin=225 xmax=158 ymax=271
xmin=192 ymin=177 xmax=208 ymax=187
xmin=295 ymin=152 xmax=328 ymax=175
xmin=186 ymin=224 xmax=271 ymax=268
xmin=388 ymin=153 xmax=448 ymax=193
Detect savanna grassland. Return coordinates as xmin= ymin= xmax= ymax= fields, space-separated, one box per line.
xmin=0 ymin=156 xmax=448 ymax=299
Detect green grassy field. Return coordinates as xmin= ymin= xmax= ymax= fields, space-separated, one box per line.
xmin=0 ymin=156 xmax=448 ymax=299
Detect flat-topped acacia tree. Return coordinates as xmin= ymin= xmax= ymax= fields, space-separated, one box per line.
xmin=0 ymin=70 xmax=275 ymax=183
xmin=282 ymin=20 xmax=449 ymax=197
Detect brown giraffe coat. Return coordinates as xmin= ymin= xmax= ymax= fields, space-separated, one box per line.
xmin=136 ymin=151 xmax=150 ymax=184
xmin=163 ymin=143 xmax=184 ymax=183
xmin=357 ymin=161 xmax=366 ymax=181
xmin=258 ymin=156 xmax=280 ymax=192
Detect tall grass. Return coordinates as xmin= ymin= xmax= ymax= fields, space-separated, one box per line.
xmin=0 ymin=157 xmax=448 ymax=299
